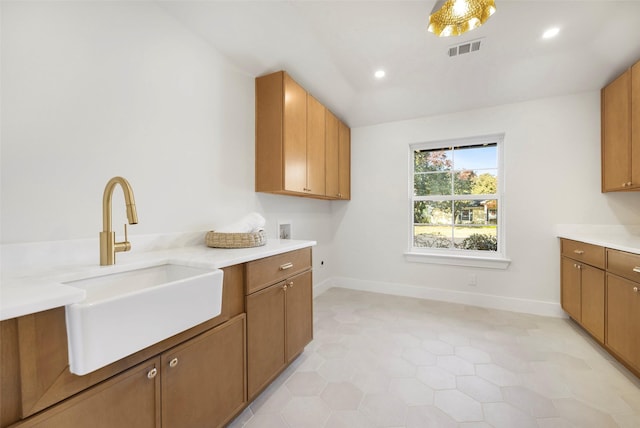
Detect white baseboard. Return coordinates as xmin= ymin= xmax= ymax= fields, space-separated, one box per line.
xmin=314 ymin=276 xmax=566 ymax=318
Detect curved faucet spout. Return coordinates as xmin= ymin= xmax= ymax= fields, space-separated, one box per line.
xmin=100 ymin=176 xmax=138 ymax=266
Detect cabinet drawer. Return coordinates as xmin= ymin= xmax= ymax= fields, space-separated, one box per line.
xmin=607 ymin=249 xmax=640 ymax=283
xmin=245 ymin=248 xmax=312 ymax=294
xmin=561 ymin=239 xmax=605 ymax=269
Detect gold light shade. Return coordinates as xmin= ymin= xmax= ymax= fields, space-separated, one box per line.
xmin=428 ymin=0 xmax=496 ymax=37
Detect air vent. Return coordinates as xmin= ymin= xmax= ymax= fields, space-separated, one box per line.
xmin=448 ymin=38 xmax=483 ymax=57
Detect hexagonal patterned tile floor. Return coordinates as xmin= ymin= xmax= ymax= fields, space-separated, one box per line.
xmin=228 ymin=288 xmax=640 ymax=428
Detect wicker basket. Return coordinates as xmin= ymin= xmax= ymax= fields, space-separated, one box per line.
xmin=205 ymin=230 xmax=267 ymax=249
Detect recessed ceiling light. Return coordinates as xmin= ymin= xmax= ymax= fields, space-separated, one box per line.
xmin=542 ymin=27 xmax=560 ymax=39
xmin=374 ymin=70 xmax=386 ymax=79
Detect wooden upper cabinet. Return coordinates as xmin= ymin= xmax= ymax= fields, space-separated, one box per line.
xmin=306 ymin=94 xmax=326 ymax=196
xmin=283 ymin=73 xmax=308 ymax=193
xmin=602 ymin=59 xmax=640 ymax=192
xmin=632 ymin=61 xmax=640 ymax=189
xmin=325 ymin=110 xmax=340 ymax=197
xmin=256 ymin=70 xmax=350 ymax=200
xmin=325 ymin=110 xmax=351 ymax=200
xmin=338 ymin=119 xmax=351 ymax=200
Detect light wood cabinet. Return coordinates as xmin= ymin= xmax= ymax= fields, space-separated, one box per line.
xmin=560 ymin=239 xmax=605 ymax=343
xmin=256 ymin=70 xmax=349 ymax=200
xmin=245 ymin=248 xmax=313 ymax=399
xmin=162 ymin=314 xmax=246 ymax=428
xmin=606 ymin=248 xmax=640 ymax=373
xmin=560 ymin=240 xmax=640 ymax=378
xmin=12 ymin=359 xmax=160 ymax=428
xmin=606 ymin=273 xmax=640 ymax=372
xmin=602 ymin=59 xmax=640 ymax=192
xmin=326 ymin=110 xmax=351 ymax=200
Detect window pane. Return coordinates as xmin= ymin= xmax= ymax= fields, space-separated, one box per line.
xmin=414 ymin=172 xmax=452 ymax=196
xmin=414 ymin=201 xmax=452 ymax=225
xmin=414 ymin=225 xmax=454 ymax=248
xmin=414 ymin=149 xmax=452 ymax=173
xmin=453 ymin=144 xmax=497 ymax=170
xmin=454 ymin=199 xmax=498 ymax=225
xmin=469 ymin=170 xmax=498 ymax=195
xmin=454 ymin=226 xmax=497 ymax=251
xmin=453 ymin=170 xmax=476 ymax=195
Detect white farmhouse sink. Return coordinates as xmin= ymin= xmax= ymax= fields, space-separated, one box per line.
xmin=64 ymin=263 xmax=223 ymax=375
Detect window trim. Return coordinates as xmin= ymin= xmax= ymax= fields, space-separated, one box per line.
xmin=407 ymin=133 xmax=510 ymax=269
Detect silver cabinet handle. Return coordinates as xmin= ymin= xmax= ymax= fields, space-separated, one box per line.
xmin=147 ymin=368 xmax=157 ymax=379
xmin=280 ymin=262 xmax=293 ymax=271
xmin=573 ymin=250 xmax=584 ymax=255
xmin=169 ymin=357 xmax=178 ymax=368
xmin=633 ymin=267 xmax=640 ymax=274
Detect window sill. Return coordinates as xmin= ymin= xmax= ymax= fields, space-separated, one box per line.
xmin=404 ymin=251 xmax=511 ymax=270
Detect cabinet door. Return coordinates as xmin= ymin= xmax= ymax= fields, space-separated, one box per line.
xmin=283 ymin=74 xmax=308 ymax=193
xmin=15 ymin=360 xmax=160 ymax=428
xmin=307 ymin=94 xmax=326 ymax=196
xmin=286 ymin=270 xmax=313 ymax=362
xmin=580 ymin=264 xmax=605 ymax=343
xmin=606 ymin=274 xmax=640 ymax=371
xmin=338 ymin=120 xmax=351 ymax=200
xmin=325 ymin=109 xmax=340 ymax=198
xmin=632 ymin=60 xmax=640 ymax=189
xmin=602 ymin=69 xmax=632 ymax=192
xmin=561 ymin=257 xmax=581 ymax=321
xmin=246 ymin=283 xmax=286 ymax=399
xmin=161 ymin=315 xmax=246 ymax=428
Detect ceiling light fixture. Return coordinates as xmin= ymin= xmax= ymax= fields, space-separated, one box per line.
xmin=542 ymin=27 xmax=560 ymax=39
xmin=428 ymin=0 xmax=497 ymax=37
xmin=374 ymin=70 xmax=386 ymax=79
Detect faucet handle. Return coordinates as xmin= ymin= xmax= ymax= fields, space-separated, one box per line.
xmin=114 ymin=223 xmax=132 ymax=253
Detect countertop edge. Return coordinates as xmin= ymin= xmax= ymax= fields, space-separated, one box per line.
xmin=0 ymin=239 xmax=316 ymax=321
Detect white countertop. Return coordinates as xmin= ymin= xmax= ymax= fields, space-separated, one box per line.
xmin=0 ymin=239 xmax=316 ymax=321
xmin=556 ymin=224 xmax=640 ymax=254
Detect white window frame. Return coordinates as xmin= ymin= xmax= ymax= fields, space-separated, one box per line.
xmin=404 ymin=133 xmax=511 ymax=269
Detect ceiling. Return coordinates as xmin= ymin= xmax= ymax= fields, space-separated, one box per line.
xmin=159 ymin=0 xmax=640 ymax=128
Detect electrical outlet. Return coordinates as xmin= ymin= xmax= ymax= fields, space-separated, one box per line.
xmin=468 ymin=274 xmax=477 ymax=286
xmin=278 ymin=221 xmax=292 ymax=239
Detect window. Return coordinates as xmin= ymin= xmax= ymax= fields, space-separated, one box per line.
xmin=407 ymin=134 xmax=509 ymax=269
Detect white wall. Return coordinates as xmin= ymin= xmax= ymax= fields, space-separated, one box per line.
xmin=331 ymin=92 xmax=640 ymax=314
xmin=0 ymin=1 xmax=333 ymax=283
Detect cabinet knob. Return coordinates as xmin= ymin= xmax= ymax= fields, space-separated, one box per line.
xmin=288 ymin=281 xmax=294 ymax=288
xmin=282 ymin=284 xmax=288 ymax=290
xmin=169 ymin=357 xmax=179 ymax=368
xmin=147 ymin=367 xmax=158 ymax=379
xmin=628 ymin=182 xmax=633 ymax=186
xmin=633 ymin=287 xmax=638 ymax=293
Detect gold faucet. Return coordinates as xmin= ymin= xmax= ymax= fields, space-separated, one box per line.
xmin=100 ymin=176 xmax=138 ymax=266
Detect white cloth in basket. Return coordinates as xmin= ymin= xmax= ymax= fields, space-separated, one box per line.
xmin=216 ymin=212 xmax=266 ymax=233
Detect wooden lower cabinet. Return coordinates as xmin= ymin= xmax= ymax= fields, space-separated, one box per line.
xmin=13 ymin=359 xmax=161 ymax=427
xmin=560 ymin=256 xmax=605 ymax=343
xmin=162 ymin=314 xmax=246 ymax=428
xmin=286 ymin=271 xmax=313 ymax=362
xmin=606 ymin=273 xmax=640 ymax=372
xmin=246 ymin=270 xmax=313 ymax=399
xmin=13 ymin=315 xmax=246 ymax=428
